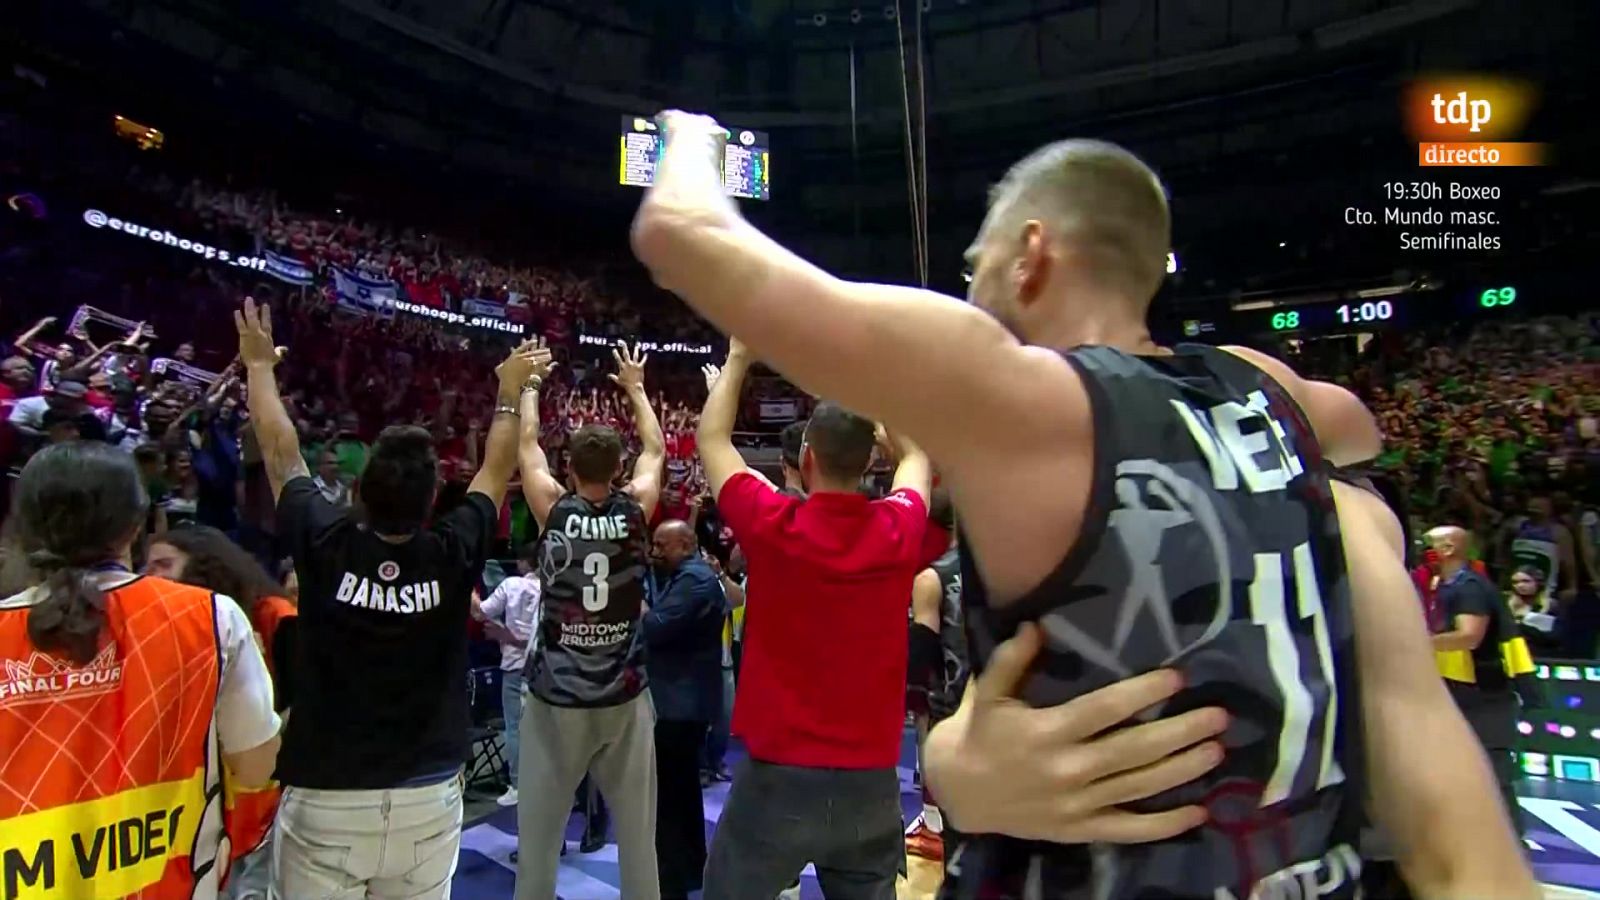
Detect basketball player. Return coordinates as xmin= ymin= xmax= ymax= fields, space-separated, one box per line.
xmin=514 ymin=341 xmax=666 ymax=900
xmin=632 ymin=113 xmax=1533 ymax=897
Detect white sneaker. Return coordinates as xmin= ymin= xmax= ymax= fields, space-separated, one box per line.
xmin=496 ymin=787 xmax=519 ymax=807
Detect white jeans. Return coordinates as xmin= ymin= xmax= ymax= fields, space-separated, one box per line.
xmin=270 ymin=778 xmax=463 ymax=900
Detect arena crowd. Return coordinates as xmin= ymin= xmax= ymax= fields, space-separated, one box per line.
xmin=0 ymin=105 xmax=1561 ymax=900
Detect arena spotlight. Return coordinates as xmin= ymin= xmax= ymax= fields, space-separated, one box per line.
xmin=112 ymin=114 xmax=163 ymax=151
xmin=1166 ymin=251 xmax=1178 ymax=274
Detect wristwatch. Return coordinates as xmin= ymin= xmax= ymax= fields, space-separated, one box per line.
xmin=523 ymin=375 xmax=543 ymax=393
xmin=493 ymin=402 xmax=520 ymax=417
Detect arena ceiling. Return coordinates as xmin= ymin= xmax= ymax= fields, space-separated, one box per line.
xmin=6 ymin=0 xmax=1596 ymax=290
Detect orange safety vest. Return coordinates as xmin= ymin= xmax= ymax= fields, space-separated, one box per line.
xmin=0 ymin=576 xmax=230 ymax=899
xmin=221 ymin=595 xmax=297 ymax=863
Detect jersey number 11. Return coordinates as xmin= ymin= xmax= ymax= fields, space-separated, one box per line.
xmin=1248 ymin=542 xmax=1345 ymax=808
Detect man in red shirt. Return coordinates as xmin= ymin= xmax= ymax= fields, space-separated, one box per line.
xmin=697 ymin=339 xmax=932 ymax=900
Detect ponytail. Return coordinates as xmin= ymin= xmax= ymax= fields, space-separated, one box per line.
xmin=24 ymin=550 xmax=110 ymax=665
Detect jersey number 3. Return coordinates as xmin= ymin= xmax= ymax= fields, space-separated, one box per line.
xmin=582 ymin=552 xmax=610 ymax=612
xmin=1249 ymin=542 xmax=1345 ymax=807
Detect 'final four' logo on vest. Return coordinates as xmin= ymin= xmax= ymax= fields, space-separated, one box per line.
xmin=0 ymin=643 xmax=123 ymax=708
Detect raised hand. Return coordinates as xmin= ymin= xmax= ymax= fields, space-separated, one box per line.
xmin=234 ymin=298 xmax=285 ymax=369
xmin=702 ymin=363 xmax=722 ymax=394
xmin=609 ymin=341 xmax=648 ymax=392
xmin=495 ymin=336 xmax=554 ymax=391
xmin=655 ymin=110 xmax=728 ymax=146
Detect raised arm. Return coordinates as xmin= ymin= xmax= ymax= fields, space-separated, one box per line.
xmin=1335 ymin=481 xmax=1538 ymax=899
xmin=697 ymin=341 xmax=753 ymax=499
xmin=886 ymin=427 xmax=932 ymax=506
xmin=467 ymin=340 xmax=545 ymax=511
xmin=63 ymin=322 xmax=144 ymax=382
xmin=235 ymin=299 xmax=308 ymax=503
xmin=516 ymin=341 xmax=564 ymax=529
xmin=13 ymin=316 xmax=54 ymax=356
xmin=613 ymin=342 xmax=665 ymax=520
xmin=632 ymin=112 xmax=1051 ymax=464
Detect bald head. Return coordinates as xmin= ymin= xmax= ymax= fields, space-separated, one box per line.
xmin=652 ymin=519 xmax=697 ymax=570
xmin=987 ymin=139 xmax=1171 ymax=305
xmin=1425 ymin=525 xmax=1472 ymax=565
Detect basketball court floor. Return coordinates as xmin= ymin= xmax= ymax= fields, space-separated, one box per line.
xmin=448 ymin=730 xmax=1600 ymax=899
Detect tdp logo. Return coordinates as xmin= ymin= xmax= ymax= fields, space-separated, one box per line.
xmin=1431 ymin=90 xmax=1491 ymax=133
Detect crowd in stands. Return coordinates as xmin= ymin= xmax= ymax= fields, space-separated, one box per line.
xmin=1 ymin=110 xmax=1593 ymax=646
xmin=1282 ymin=314 xmax=1600 ymax=653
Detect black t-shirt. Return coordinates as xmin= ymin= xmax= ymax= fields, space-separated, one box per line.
xmin=1438 ymin=568 xmax=1515 ymax=686
xmin=274 ymin=476 xmax=495 ymax=789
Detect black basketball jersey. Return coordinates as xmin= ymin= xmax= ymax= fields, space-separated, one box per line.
xmin=941 ymin=345 xmax=1364 ymax=900
xmin=927 ymin=547 xmax=969 ymax=724
xmin=525 ymin=490 xmax=650 ymax=707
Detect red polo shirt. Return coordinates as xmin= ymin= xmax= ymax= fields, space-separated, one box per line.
xmin=719 ymin=472 xmax=929 ymax=769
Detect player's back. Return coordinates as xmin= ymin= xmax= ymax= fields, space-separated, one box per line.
xmin=527 ymin=490 xmax=651 ymax=707
xmin=943 ymin=344 xmax=1363 ymax=900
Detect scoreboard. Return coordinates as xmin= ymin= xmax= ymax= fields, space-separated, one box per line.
xmin=1170 ymin=283 xmax=1526 ymax=343
xmin=619 ymin=116 xmax=770 ymax=201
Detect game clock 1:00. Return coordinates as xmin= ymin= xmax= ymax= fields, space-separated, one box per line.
xmin=1267 ymin=299 xmax=1401 ymax=333
xmin=1263 ymin=286 xmax=1519 ymax=335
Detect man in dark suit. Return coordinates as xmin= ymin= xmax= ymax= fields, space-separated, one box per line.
xmin=645 ymin=519 xmax=727 ymax=900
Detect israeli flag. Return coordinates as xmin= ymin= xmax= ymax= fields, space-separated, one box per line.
xmin=263 ymin=249 xmax=314 ymax=286
xmin=333 ymin=267 xmax=397 ymax=318
xmin=461 ymin=297 xmax=507 ymax=319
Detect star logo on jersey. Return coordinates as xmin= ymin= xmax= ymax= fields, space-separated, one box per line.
xmin=0 ymin=643 xmax=123 ymax=709
xmin=1037 ymin=459 xmax=1232 ymax=694
xmin=378 ymin=561 xmax=401 ymax=582
xmin=540 ymin=531 xmax=574 ymax=581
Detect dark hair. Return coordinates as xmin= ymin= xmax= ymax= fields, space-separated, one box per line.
xmin=516 ymin=541 xmax=541 ymax=567
xmin=10 ymin=443 xmax=149 ymax=664
xmin=41 ymin=408 xmax=80 ymax=433
xmin=569 ymin=425 xmax=624 ymax=485
xmin=780 ymin=421 xmax=806 ymax=470
xmin=802 ymin=403 xmax=877 ymax=482
xmin=360 ymin=425 xmax=439 ymax=534
xmin=154 ymin=525 xmax=284 ymax=614
xmin=132 ymin=443 xmax=164 ymax=467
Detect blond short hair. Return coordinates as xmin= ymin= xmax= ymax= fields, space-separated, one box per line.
xmin=991 ymin=139 xmax=1171 ymax=304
